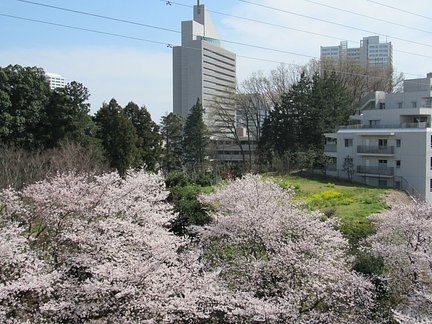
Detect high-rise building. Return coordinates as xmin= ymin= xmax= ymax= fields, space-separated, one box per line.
xmin=45 ymin=73 xmax=66 ymax=89
xmin=173 ymin=1 xmax=236 ymax=128
xmin=320 ymin=36 xmax=393 ymax=69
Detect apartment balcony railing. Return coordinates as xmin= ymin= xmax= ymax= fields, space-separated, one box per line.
xmin=324 ymin=144 xmax=337 ymax=152
xmin=357 ymin=145 xmax=395 ymax=154
xmin=340 ymin=122 xmax=430 ymax=130
xmin=357 ymin=165 xmax=394 ymax=176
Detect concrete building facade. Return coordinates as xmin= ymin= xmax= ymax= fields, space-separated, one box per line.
xmin=45 ymin=73 xmax=66 ymax=89
xmin=320 ymin=36 xmax=393 ymax=69
xmin=324 ymin=73 xmax=432 ymax=202
xmin=173 ymin=2 xmax=236 ymax=127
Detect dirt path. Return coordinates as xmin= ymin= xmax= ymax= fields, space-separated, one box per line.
xmin=383 ymin=190 xmax=414 ymax=207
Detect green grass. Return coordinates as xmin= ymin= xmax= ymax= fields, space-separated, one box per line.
xmin=271 ymin=174 xmax=393 ymax=247
xmin=274 ymin=174 xmax=390 ymax=219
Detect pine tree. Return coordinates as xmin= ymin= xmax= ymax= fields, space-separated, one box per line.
xmin=182 ymin=99 xmax=209 ymax=173
xmin=124 ymin=102 xmax=162 ymax=171
xmin=94 ymin=99 xmax=138 ymax=176
xmin=160 ymin=112 xmax=184 ymax=173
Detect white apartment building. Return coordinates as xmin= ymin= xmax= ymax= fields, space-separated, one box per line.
xmin=320 ymin=36 xmax=392 ymax=69
xmin=45 ymin=73 xmax=66 ymax=89
xmin=173 ymin=1 xmax=236 ymax=128
xmin=324 ymin=73 xmax=432 ymax=202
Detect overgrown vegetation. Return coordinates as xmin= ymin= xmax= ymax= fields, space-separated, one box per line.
xmin=274 ymin=174 xmax=390 ymax=247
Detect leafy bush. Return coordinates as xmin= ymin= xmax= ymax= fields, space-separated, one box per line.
xmin=165 ymin=171 xmax=190 ymax=188
xmin=168 ymin=184 xmax=212 ymax=235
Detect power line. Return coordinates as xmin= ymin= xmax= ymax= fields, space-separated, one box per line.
xmin=16 ymin=0 xmax=181 ymax=35
xmin=237 ymin=0 xmax=432 ymax=49
xmin=1 ymin=12 xmax=425 ymax=80
xmin=14 ymin=0 xmax=432 ymax=60
xmin=365 ymin=0 xmax=432 ymax=21
xmin=9 ymin=2 xmax=317 ymax=59
xmin=164 ymin=0 xmax=432 ymax=60
xmin=301 ymin=0 xmax=432 ymax=34
xmin=0 ymin=13 xmax=171 ymax=46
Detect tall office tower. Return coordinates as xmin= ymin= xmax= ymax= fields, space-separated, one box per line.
xmin=45 ymin=73 xmax=66 ymax=89
xmin=173 ymin=1 xmax=236 ymax=129
xmin=320 ymin=36 xmax=393 ymax=69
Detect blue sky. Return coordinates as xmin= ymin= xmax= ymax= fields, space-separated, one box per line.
xmin=1 ymin=0 xmax=431 ymax=122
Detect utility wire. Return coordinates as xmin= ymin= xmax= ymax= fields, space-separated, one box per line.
xmin=16 ymin=0 xmax=181 ymax=35
xmin=1 ymin=12 xmax=425 ymax=80
xmin=164 ymin=0 xmax=432 ymax=59
xmin=0 ymin=13 xmax=171 ymax=46
xmin=14 ymin=0 xmax=432 ymax=60
xmin=237 ymin=0 xmax=432 ymax=48
xmin=301 ymin=0 xmax=432 ymax=34
xmin=365 ymin=0 xmax=432 ymax=21
xmin=9 ymin=2 xmax=317 ymax=59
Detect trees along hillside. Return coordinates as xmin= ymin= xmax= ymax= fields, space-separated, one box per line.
xmin=183 ymin=99 xmax=209 ymax=173
xmin=366 ymin=202 xmax=432 ymax=323
xmin=160 ymin=112 xmax=184 ymax=173
xmin=0 ymin=65 xmax=98 ymax=151
xmin=0 ymin=65 xmax=51 ymax=150
xmin=42 ymin=81 xmax=97 ymax=149
xmin=94 ymin=99 xmax=138 ymax=176
xmin=259 ymin=72 xmax=352 ymax=168
xmin=124 ymin=102 xmax=162 ymax=171
xmin=0 ymin=171 xmax=376 ymax=323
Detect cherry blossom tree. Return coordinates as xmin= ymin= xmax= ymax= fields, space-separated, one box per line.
xmin=0 ymin=170 xmax=231 ymax=322
xmin=367 ymin=202 xmax=432 ymax=323
xmin=1 ymin=171 xmax=379 ymax=322
xmin=196 ymin=174 xmax=375 ymax=323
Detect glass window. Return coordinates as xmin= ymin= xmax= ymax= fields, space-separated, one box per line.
xmin=396 ymin=139 xmax=401 ymax=147
xmin=379 ymin=139 xmax=388 ymax=147
xmin=344 ymin=139 xmax=353 ymax=147
xmin=396 ymin=160 xmax=401 ymax=168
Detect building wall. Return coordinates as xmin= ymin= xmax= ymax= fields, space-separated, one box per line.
xmin=173 ymin=3 xmax=236 ymax=125
xmin=326 ymin=73 xmax=432 ymax=201
xmin=320 ymin=36 xmax=392 ymax=69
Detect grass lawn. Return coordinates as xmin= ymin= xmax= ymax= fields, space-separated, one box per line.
xmin=269 ymin=173 xmax=395 ymax=247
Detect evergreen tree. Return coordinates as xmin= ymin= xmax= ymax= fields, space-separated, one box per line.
xmin=259 ymin=72 xmax=352 ymax=167
xmin=94 ymin=99 xmax=138 ymax=176
xmin=0 ymin=64 xmax=51 ymax=149
xmin=160 ymin=112 xmax=184 ymax=173
xmin=42 ymin=81 xmax=97 ymax=148
xmin=124 ymin=102 xmax=162 ymax=171
xmin=182 ymin=99 xmax=209 ymax=173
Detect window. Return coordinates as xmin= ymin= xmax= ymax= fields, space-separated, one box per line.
xmin=378 ymin=139 xmax=388 ymax=147
xmin=430 ymin=157 xmax=432 ymax=170
xmin=379 ymin=160 xmax=387 ymax=168
xmin=369 ymin=120 xmax=380 ymax=127
xmin=412 ymin=101 xmax=417 ymax=108
xmin=397 ymin=102 xmax=403 ymax=108
xmin=379 ymin=102 xmax=386 ymax=109
xmin=344 ymin=139 xmax=353 ymax=147
xmin=430 ymin=179 xmax=432 ymax=192
xmin=396 ymin=139 xmax=401 ymax=147
xmin=396 ymin=160 xmax=401 ymax=168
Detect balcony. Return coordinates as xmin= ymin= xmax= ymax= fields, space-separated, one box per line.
xmin=357 ymin=165 xmax=394 ymax=176
xmin=357 ymin=145 xmax=395 ymax=155
xmin=324 ymin=144 xmax=337 ymax=152
xmin=340 ymin=122 xmax=430 ymax=130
